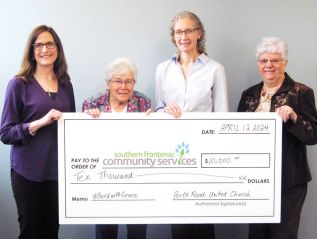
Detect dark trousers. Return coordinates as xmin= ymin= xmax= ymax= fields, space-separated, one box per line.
xmin=96 ymin=224 xmax=147 ymax=239
xmin=249 ymin=184 xmax=307 ymax=239
xmin=11 ymin=170 xmax=59 ymax=239
xmin=172 ymin=224 xmax=215 ymax=239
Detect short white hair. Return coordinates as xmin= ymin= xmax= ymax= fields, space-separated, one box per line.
xmin=256 ymin=37 xmax=288 ymax=60
xmin=105 ymin=57 xmax=137 ymax=81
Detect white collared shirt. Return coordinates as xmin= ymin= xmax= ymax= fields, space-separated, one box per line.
xmin=155 ymin=53 xmax=228 ymax=112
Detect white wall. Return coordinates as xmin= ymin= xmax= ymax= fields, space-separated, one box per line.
xmin=0 ymin=0 xmax=316 ymax=238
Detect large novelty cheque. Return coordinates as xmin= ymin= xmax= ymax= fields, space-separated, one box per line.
xmin=58 ymin=112 xmax=282 ymax=224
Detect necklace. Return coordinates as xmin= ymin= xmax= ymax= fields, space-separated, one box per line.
xmin=43 ymin=85 xmax=54 ymax=98
xmin=34 ymin=75 xmax=57 ymax=98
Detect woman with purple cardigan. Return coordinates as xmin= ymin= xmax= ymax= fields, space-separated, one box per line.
xmin=0 ymin=25 xmax=75 ymax=239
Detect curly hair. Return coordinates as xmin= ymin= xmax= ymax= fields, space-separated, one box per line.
xmin=170 ymin=11 xmax=206 ymax=54
xmin=256 ymin=37 xmax=288 ymax=60
xmin=105 ymin=58 xmax=137 ymax=82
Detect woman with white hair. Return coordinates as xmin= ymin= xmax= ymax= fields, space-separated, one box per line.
xmin=238 ymin=37 xmax=317 ymax=239
xmin=82 ymin=57 xmax=150 ymax=239
xmin=83 ymin=57 xmax=151 ymax=115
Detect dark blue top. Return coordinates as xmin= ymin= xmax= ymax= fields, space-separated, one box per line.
xmin=0 ymin=76 xmax=76 ymax=182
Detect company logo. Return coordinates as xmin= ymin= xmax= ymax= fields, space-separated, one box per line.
xmin=175 ymin=142 xmax=189 ymax=165
xmin=103 ymin=142 xmax=196 ymax=167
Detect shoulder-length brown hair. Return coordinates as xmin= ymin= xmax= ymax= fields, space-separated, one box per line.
xmin=16 ymin=25 xmax=70 ymax=85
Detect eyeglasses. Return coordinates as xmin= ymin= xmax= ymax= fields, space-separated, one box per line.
xmin=258 ymin=58 xmax=284 ymax=65
xmin=174 ymin=28 xmax=199 ymax=37
xmin=110 ymin=79 xmax=135 ymax=86
xmin=33 ymin=41 xmax=56 ymax=51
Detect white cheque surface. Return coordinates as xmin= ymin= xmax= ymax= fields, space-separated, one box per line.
xmin=58 ymin=112 xmax=282 ymax=224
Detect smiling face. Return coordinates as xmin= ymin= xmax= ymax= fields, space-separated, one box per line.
xmin=33 ymin=31 xmax=58 ymax=69
xmin=173 ymin=17 xmax=201 ymax=55
xmin=107 ymin=70 xmax=135 ymax=105
xmin=257 ymin=52 xmax=288 ymax=87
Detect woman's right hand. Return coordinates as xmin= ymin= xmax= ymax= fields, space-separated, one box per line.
xmin=164 ymin=103 xmax=182 ymax=118
xmin=84 ymin=108 xmax=101 ymax=118
xmin=28 ymin=109 xmax=62 ymax=135
xmin=42 ymin=109 xmax=62 ymax=125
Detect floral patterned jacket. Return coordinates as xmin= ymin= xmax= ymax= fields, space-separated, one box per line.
xmin=238 ymin=73 xmax=317 ymax=189
xmin=82 ymin=90 xmax=151 ymax=112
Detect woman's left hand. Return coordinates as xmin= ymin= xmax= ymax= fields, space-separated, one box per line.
xmin=84 ymin=108 xmax=101 ymax=118
xmin=275 ymin=105 xmax=297 ymax=123
xmin=145 ymin=108 xmax=152 ymax=116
